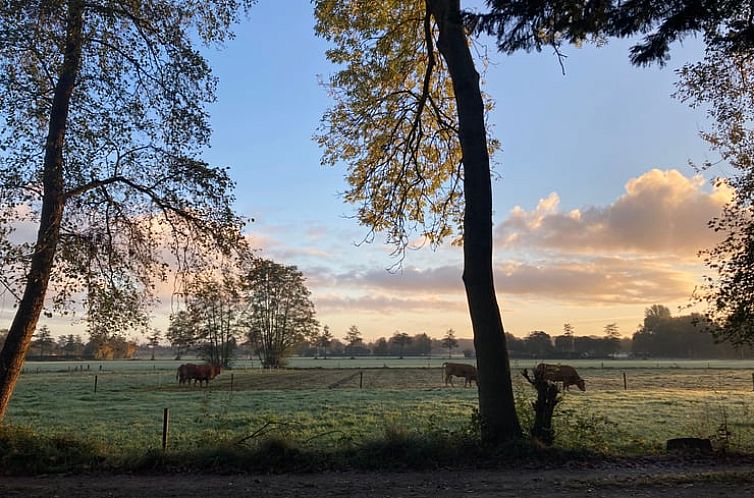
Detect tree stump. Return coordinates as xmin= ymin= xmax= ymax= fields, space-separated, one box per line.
xmin=522 ymin=368 xmax=561 ymax=446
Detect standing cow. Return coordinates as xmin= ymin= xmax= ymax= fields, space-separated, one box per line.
xmin=534 ymin=363 xmax=585 ymax=391
xmin=176 ymin=363 xmax=222 ymax=387
xmin=442 ymin=362 xmax=478 ymax=387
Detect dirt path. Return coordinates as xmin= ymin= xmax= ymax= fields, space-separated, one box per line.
xmin=2 ymin=462 xmax=753 ymax=497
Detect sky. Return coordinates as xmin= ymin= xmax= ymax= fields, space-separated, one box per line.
xmin=9 ymin=2 xmax=730 ymax=343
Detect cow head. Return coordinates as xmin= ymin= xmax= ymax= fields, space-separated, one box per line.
xmin=576 ymin=378 xmax=586 ymax=391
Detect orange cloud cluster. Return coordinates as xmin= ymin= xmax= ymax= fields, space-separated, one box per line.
xmin=494 ymin=257 xmax=696 ymax=304
xmin=496 ymin=169 xmax=730 ymax=258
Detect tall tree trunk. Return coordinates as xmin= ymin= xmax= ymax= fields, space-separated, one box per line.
xmin=0 ymin=0 xmax=84 ymax=422
xmin=428 ymin=0 xmax=521 ymax=444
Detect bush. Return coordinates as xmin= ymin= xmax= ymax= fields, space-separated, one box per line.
xmin=0 ymin=426 xmax=106 ymax=474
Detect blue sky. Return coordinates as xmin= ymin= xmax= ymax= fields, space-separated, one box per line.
xmin=186 ymin=2 xmax=720 ymax=342
xmin=21 ymin=2 xmax=727 ymax=343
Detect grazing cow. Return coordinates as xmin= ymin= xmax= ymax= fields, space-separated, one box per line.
xmin=176 ymin=363 xmax=222 ymax=387
xmin=534 ymin=363 xmax=585 ymax=391
xmin=442 ymin=362 xmax=478 ymax=387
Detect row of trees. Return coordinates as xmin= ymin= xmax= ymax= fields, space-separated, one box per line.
xmin=18 ymin=302 xmax=754 ymax=363
xmin=507 ymin=327 xmax=627 ymax=359
xmin=2 ymin=327 xmax=139 ymax=361
xmin=509 ymin=306 xmax=754 ymax=359
xmin=1 ymin=255 xmax=321 ymax=367
xmin=304 ymin=306 xmax=754 ymax=360
xmin=299 ymin=328 xmax=470 ymax=359
xmin=18 ymin=303 xmax=754 ymax=361
xmin=166 ymin=257 xmax=318 ymax=369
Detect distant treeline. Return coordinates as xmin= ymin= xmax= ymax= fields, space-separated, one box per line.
xmin=0 ymin=329 xmax=138 ymax=361
xmin=10 ymin=305 xmax=754 ymax=362
xmin=508 ymin=306 xmax=754 ymax=360
xmin=505 ymin=332 xmax=629 ymax=359
xmin=294 ymin=334 xmax=477 ymax=359
xmin=631 ymin=307 xmax=754 ymax=359
xmin=293 ymin=305 xmax=754 ymax=360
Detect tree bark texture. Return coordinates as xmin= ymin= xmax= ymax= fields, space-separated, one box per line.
xmin=0 ymin=0 xmax=83 ymax=421
xmin=428 ymin=0 xmax=521 ymax=444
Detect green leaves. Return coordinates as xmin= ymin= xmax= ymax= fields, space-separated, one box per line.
xmin=678 ymin=49 xmax=754 ymax=344
xmin=244 ymin=257 xmax=318 ymax=368
xmin=0 ymin=1 xmax=250 ymax=335
xmin=315 ymin=0 xmax=497 ymax=255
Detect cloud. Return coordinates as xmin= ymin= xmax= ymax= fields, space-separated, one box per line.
xmin=495 ymin=257 xmax=695 ymax=304
xmin=496 ymin=169 xmax=731 ymax=257
xmin=313 ymin=293 xmax=466 ymax=314
xmin=333 ymin=265 xmax=463 ymax=294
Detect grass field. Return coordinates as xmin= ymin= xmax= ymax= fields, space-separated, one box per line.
xmin=6 ymin=358 xmax=754 ymax=458
xmin=20 ymin=356 xmax=754 ymax=372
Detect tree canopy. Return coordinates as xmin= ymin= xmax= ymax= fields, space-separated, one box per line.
xmin=470 ymin=0 xmax=754 ymax=66
xmin=675 ymin=46 xmax=754 ymax=344
xmin=0 ymin=0 xmax=250 ymax=326
xmin=315 ymin=0 xmax=498 ymax=254
xmin=0 ymin=0 xmax=251 ymax=420
xmin=244 ymin=258 xmax=318 ymax=368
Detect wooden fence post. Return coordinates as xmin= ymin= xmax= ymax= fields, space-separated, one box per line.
xmin=162 ymin=408 xmax=170 ymax=450
xmin=359 ymin=371 xmax=363 ymax=389
xmin=751 ymin=372 xmax=754 ymax=392
xmin=94 ymin=375 xmax=98 ymax=393
xmin=623 ymin=372 xmax=627 ymax=390
xmin=230 ymin=373 xmax=234 ymax=392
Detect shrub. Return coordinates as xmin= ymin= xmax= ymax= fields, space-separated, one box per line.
xmin=0 ymin=426 xmax=106 ymax=474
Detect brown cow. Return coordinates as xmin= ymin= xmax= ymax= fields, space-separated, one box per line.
xmin=176 ymin=363 xmax=222 ymax=387
xmin=442 ymin=362 xmax=478 ymax=387
xmin=534 ymin=363 xmax=585 ymax=391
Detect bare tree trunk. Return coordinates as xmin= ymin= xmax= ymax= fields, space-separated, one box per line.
xmin=0 ymin=0 xmax=83 ymax=422
xmin=428 ymin=0 xmax=521 ymax=444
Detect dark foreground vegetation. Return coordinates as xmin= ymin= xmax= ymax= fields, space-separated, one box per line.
xmin=5 ymin=423 xmax=754 ymax=477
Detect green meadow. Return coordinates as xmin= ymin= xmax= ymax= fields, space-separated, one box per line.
xmin=5 ymin=359 xmax=754 ymax=457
